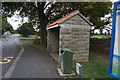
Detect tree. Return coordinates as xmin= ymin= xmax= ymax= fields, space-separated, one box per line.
xmin=2 ymin=2 xmax=112 ymax=46
xmin=2 ymin=14 xmax=14 ymax=34
xmin=17 ymin=22 xmax=35 ymax=37
xmin=2 ymin=2 xmax=51 ymax=46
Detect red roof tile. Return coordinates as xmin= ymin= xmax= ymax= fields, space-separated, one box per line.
xmin=46 ymin=10 xmax=93 ymax=28
xmin=46 ymin=10 xmax=78 ymax=28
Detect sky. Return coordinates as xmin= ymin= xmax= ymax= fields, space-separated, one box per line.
xmin=7 ymin=0 xmax=120 ymax=32
xmin=7 ymin=13 xmax=28 ymax=30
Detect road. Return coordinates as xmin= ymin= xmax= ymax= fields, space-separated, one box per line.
xmin=10 ymin=44 xmax=58 ymax=78
xmin=0 ymin=34 xmax=20 ymax=77
xmin=0 ymin=34 xmax=58 ymax=78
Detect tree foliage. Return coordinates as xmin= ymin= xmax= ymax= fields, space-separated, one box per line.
xmin=17 ymin=22 xmax=35 ymax=37
xmin=2 ymin=2 xmax=112 ymax=45
xmin=2 ymin=14 xmax=14 ymax=34
xmin=48 ymin=2 xmax=112 ymax=28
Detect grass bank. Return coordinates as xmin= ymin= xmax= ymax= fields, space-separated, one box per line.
xmin=72 ymin=51 xmax=111 ymax=78
xmin=20 ymin=40 xmax=46 ymax=52
xmin=81 ymin=51 xmax=110 ymax=78
xmin=2 ymin=34 xmax=12 ymax=38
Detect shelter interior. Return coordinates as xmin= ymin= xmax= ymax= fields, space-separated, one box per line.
xmin=47 ymin=27 xmax=60 ymax=54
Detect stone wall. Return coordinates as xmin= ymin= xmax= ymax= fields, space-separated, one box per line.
xmin=59 ymin=14 xmax=91 ymax=62
xmin=63 ymin=14 xmax=90 ymax=26
xmin=59 ymin=24 xmax=90 ymax=62
xmin=47 ymin=14 xmax=91 ymax=62
xmin=90 ymin=38 xmax=111 ymax=53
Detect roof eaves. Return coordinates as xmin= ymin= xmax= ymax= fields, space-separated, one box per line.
xmin=46 ymin=24 xmax=59 ymax=30
xmin=78 ymin=13 xmax=93 ymax=26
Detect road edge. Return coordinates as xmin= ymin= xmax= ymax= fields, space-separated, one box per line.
xmin=3 ymin=42 xmax=24 ymax=78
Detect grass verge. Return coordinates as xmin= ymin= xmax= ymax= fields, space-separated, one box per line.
xmin=21 ymin=35 xmax=40 ymax=39
xmin=2 ymin=34 xmax=12 ymax=37
xmin=73 ymin=51 xmax=111 ymax=78
xmin=20 ymin=40 xmax=47 ymax=52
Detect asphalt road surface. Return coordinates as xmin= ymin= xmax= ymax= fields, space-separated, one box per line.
xmin=10 ymin=44 xmax=58 ymax=78
xmin=0 ymin=34 xmax=20 ymax=77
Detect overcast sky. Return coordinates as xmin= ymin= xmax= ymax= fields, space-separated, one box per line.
xmin=7 ymin=14 xmax=28 ymax=30
xmin=7 ymin=0 xmax=119 ymax=31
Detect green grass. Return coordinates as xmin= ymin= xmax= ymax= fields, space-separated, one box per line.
xmin=21 ymin=35 xmax=40 ymax=39
xmin=20 ymin=40 xmax=33 ymax=44
xmin=91 ymin=35 xmax=111 ymax=39
xmin=2 ymin=34 xmax=12 ymax=38
xmin=28 ymin=35 xmax=37 ymax=38
xmin=74 ymin=51 xmax=111 ymax=78
xmin=20 ymin=40 xmax=47 ymax=52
